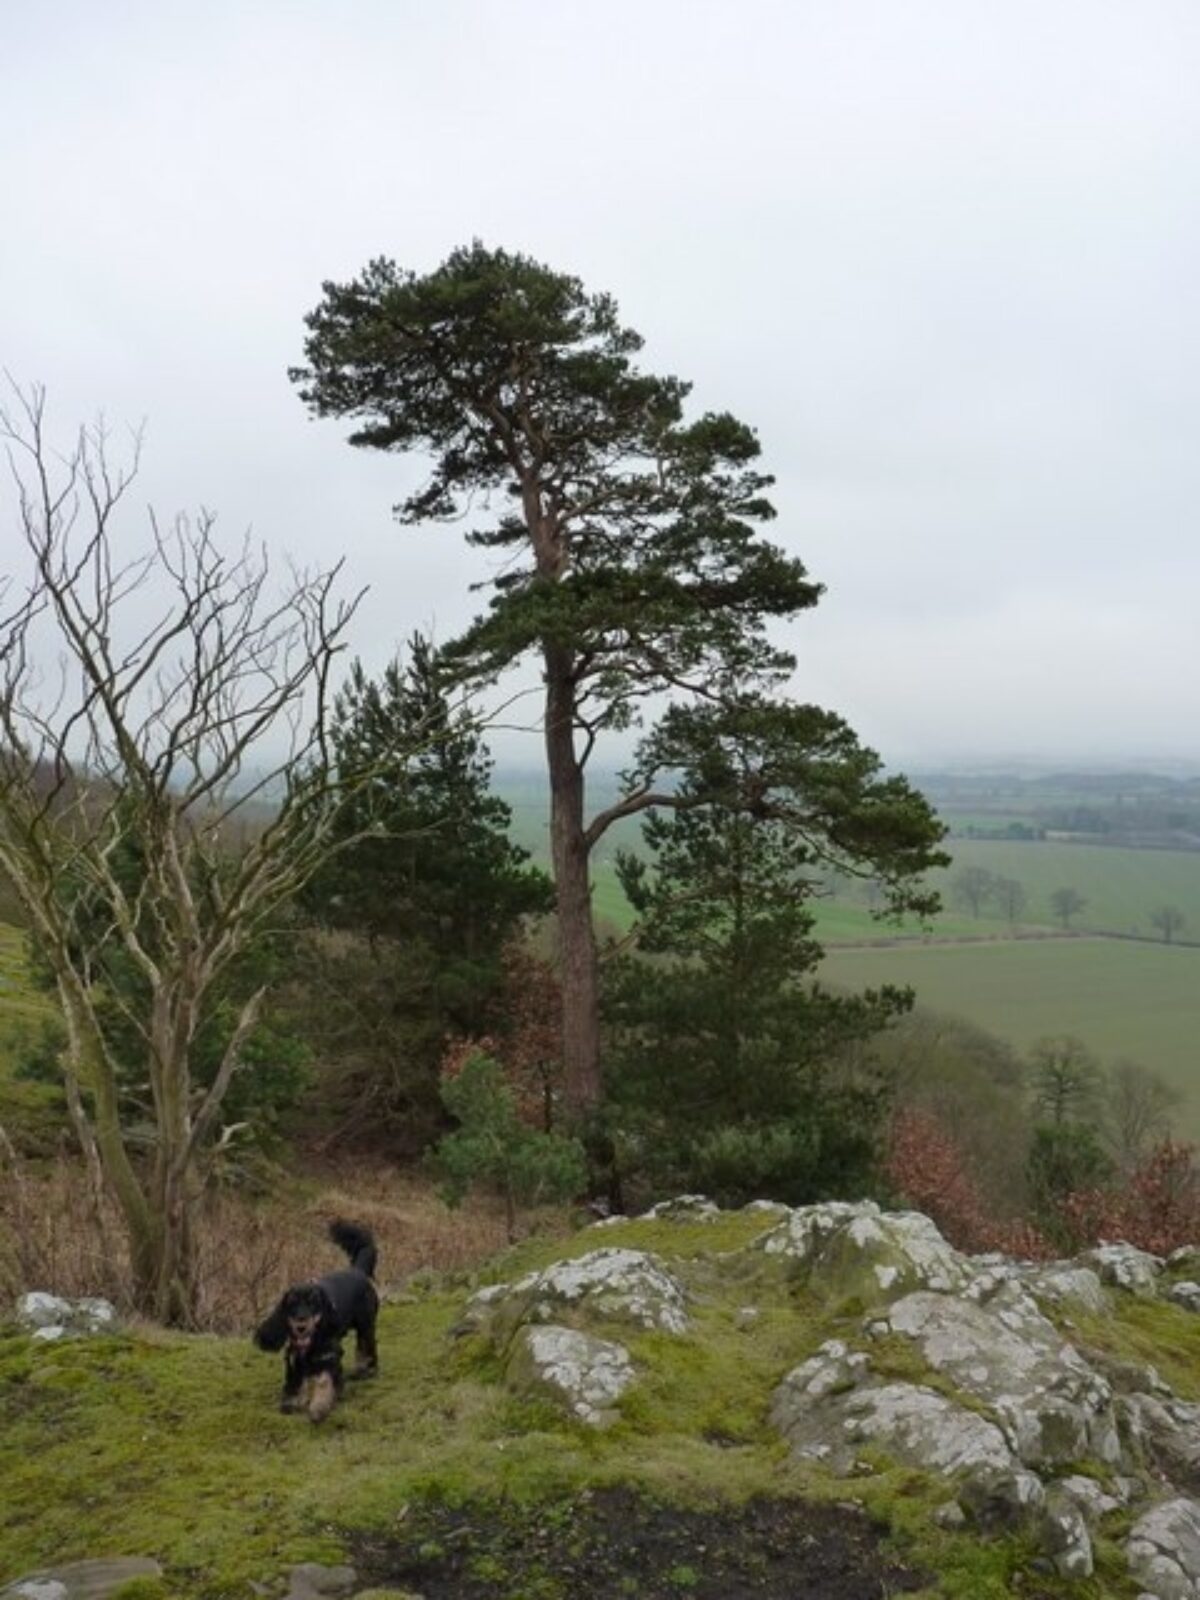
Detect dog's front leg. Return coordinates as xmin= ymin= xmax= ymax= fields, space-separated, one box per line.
xmin=280 ymin=1353 xmax=307 ymax=1414
xmin=306 ymin=1371 xmax=337 ymax=1424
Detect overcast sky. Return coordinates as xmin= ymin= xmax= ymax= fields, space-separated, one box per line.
xmin=3 ymin=1 xmax=1198 ymax=774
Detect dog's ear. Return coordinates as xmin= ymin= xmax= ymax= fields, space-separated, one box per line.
xmin=313 ymin=1286 xmax=336 ymax=1325
xmin=254 ymin=1297 xmax=290 ymax=1352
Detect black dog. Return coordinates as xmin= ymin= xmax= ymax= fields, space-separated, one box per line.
xmin=254 ymin=1220 xmax=379 ymax=1421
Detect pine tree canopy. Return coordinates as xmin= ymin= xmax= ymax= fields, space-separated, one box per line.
xmin=291 ymin=242 xmax=821 ymax=740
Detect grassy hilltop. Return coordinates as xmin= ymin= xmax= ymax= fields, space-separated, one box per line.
xmin=2 ymin=1208 xmax=1185 ymax=1600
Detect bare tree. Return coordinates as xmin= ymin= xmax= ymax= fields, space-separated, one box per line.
xmin=993 ymin=875 xmax=1028 ymax=931
xmin=951 ymin=865 xmax=996 ymax=919
xmin=1105 ymin=1059 xmax=1181 ymax=1173
xmin=1049 ymin=886 xmax=1087 ymax=930
xmin=1150 ymin=905 xmax=1187 ymax=945
xmin=0 ymin=386 xmax=376 ymax=1323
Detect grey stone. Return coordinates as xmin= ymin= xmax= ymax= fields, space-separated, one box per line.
xmin=958 ymin=1465 xmax=1046 ymax=1531
xmin=1127 ymin=1497 xmax=1200 ymax=1599
xmin=1085 ymin=1243 xmax=1164 ymax=1298
xmin=757 ymin=1199 xmax=971 ymax=1303
xmin=1168 ymin=1282 xmax=1200 ymax=1314
xmin=1039 ymin=1489 xmax=1094 ymax=1579
xmin=880 ymin=1285 xmax=1119 ymax=1466
xmin=1057 ymin=1473 xmax=1124 ymax=1523
xmin=461 ymin=1247 xmax=689 ymax=1342
xmin=2 ymin=1560 xmax=161 ymax=1600
xmin=638 ymin=1194 xmax=719 ymax=1221
xmin=931 ymin=1501 xmax=967 ymax=1530
xmin=15 ymin=1291 xmax=73 ymax=1330
xmin=771 ymin=1342 xmax=1016 ymax=1479
xmin=1118 ymin=1394 xmax=1200 ymax=1487
xmin=14 ymin=1292 xmax=118 ymax=1342
xmin=1170 ymin=1247 xmax=1200 ymax=1274
xmin=1021 ymin=1263 xmax=1110 ymax=1316
xmin=734 ymin=1306 xmax=760 ymax=1331
xmin=507 ymin=1324 xmax=635 ymax=1426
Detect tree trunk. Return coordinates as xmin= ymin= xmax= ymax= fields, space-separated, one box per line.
xmin=543 ymin=642 xmax=601 ymax=1119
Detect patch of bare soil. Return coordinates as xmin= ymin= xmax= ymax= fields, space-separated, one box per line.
xmin=350 ymin=1487 xmax=926 ymax=1600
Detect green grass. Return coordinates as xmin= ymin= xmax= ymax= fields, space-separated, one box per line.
xmin=0 ymin=923 xmax=62 ymax=1148
xmin=935 ymin=838 xmax=1200 ymax=940
xmin=0 ymin=1216 xmax=1123 ymax=1599
xmin=822 ymin=937 xmax=1200 ymax=1131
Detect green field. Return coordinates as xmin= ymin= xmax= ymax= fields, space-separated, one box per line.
xmin=822 ymin=936 xmax=1200 ymax=1133
xmin=936 ymin=838 xmax=1200 ymax=939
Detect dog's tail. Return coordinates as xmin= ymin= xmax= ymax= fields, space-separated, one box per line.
xmin=329 ymin=1218 xmax=377 ymax=1278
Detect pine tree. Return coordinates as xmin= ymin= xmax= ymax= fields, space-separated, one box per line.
xmin=604 ymin=696 xmax=944 ymax=1204
xmin=302 ymin=634 xmax=551 ymax=1133
xmin=292 ymin=243 xmax=943 ymax=1116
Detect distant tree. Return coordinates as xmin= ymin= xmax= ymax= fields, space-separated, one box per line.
xmin=993 ymin=876 xmax=1028 ymax=930
xmin=1029 ymin=1035 xmax=1104 ymax=1125
xmin=1150 ymin=905 xmax=1187 ymax=944
xmin=1059 ymin=1138 xmax=1200 ymax=1256
xmin=1049 ymin=886 xmax=1087 ymax=930
xmin=951 ymin=865 xmax=997 ymax=919
xmin=292 ymin=243 xmax=943 ymax=1118
xmin=1027 ymin=1122 xmax=1115 ymax=1245
xmin=886 ymin=1108 xmax=1049 ymax=1258
xmin=1104 ymin=1059 xmax=1182 ymax=1174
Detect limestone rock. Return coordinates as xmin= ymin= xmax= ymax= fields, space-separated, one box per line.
xmin=1127 ymin=1498 xmax=1200 ymax=1599
xmin=1085 ymin=1243 xmax=1164 ymax=1298
xmin=1057 ymin=1473 xmax=1125 ymax=1523
xmin=15 ymin=1293 xmax=118 ymax=1342
xmin=1020 ymin=1263 xmax=1110 ymax=1316
xmin=638 ymin=1195 xmax=719 ymax=1221
xmin=757 ymin=1199 xmax=971 ymax=1303
xmin=958 ymin=1465 xmax=1046 ymax=1531
xmin=880 ymin=1285 xmax=1119 ymax=1466
xmin=1118 ymin=1393 xmax=1200 ymax=1488
xmin=507 ymin=1324 xmax=635 ymax=1426
xmin=771 ymin=1342 xmax=1015 ymax=1479
xmin=1 ymin=1560 xmax=160 ymax=1600
xmin=1039 ymin=1488 xmax=1095 ymax=1579
xmin=1168 ymin=1282 xmax=1200 ymax=1314
xmin=462 ymin=1248 xmax=689 ymax=1342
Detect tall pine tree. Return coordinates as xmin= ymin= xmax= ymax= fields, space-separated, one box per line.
xmin=292 ymin=243 xmax=943 ymax=1115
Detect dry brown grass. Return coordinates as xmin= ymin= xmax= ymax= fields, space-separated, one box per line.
xmin=0 ymin=1152 xmax=573 ymax=1332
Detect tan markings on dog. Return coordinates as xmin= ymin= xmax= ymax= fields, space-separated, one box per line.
xmin=307 ymin=1371 xmax=336 ymax=1423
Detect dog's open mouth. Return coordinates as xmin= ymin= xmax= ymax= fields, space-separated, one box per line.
xmin=288 ymin=1318 xmax=319 ymax=1353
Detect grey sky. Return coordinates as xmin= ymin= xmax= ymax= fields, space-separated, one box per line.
xmin=3 ymin=1 xmax=1198 ymax=771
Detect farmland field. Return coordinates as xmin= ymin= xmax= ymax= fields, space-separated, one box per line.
xmin=821 ymin=936 xmax=1200 ymax=1133
xmin=933 ymin=838 xmax=1200 ymax=939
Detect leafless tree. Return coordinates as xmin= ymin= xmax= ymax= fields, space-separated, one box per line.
xmin=1150 ymin=905 xmax=1187 ymax=945
xmin=0 ymin=385 xmax=379 ymax=1323
xmin=1104 ymin=1059 xmax=1182 ymax=1173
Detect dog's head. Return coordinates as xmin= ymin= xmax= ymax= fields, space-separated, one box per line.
xmin=281 ymin=1284 xmax=334 ymax=1355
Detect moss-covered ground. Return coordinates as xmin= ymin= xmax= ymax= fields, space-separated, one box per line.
xmin=0 ymin=1215 xmax=1145 ymax=1599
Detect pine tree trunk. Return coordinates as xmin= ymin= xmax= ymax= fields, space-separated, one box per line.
xmin=544 ymin=642 xmax=601 ymax=1119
